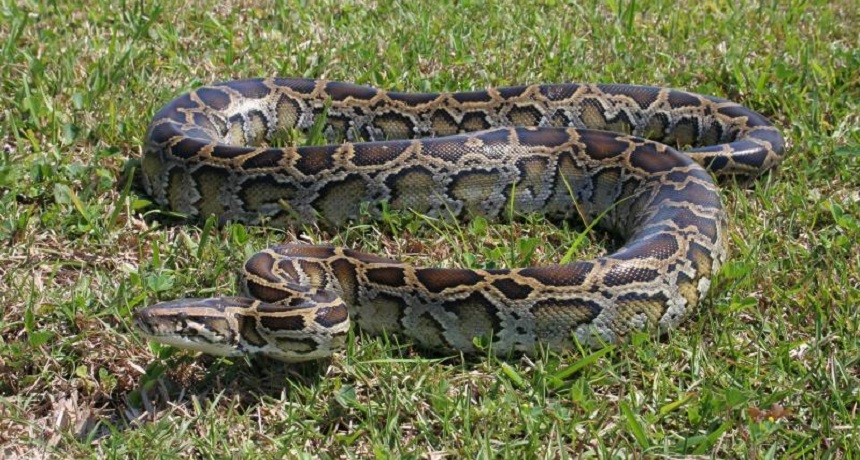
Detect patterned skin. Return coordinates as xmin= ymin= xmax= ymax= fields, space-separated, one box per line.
xmin=134 ymin=78 xmax=784 ymax=361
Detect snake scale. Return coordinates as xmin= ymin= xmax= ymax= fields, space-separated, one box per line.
xmin=133 ymin=78 xmax=784 ymax=361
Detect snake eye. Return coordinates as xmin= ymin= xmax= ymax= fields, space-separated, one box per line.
xmin=176 ymin=312 xmax=189 ymax=331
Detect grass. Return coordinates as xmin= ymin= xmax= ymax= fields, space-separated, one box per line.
xmin=1 ymin=0 xmax=858 ymax=457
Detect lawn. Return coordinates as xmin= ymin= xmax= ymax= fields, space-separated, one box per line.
xmin=1 ymin=0 xmax=858 ymax=457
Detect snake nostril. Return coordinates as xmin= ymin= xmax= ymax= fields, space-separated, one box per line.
xmin=132 ymin=310 xmax=152 ymax=333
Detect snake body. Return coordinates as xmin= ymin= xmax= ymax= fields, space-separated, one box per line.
xmin=133 ymin=78 xmax=784 ymax=361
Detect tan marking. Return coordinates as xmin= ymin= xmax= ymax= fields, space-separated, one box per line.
xmin=507 ymin=105 xmax=542 ymax=126
xmin=275 ymin=94 xmax=300 ymax=131
xmin=448 ymin=171 xmax=501 ymax=217
xmin=330 ymin=258 xmax=359 ymax=306
xmin=408 ymin=312 xmax=448 ymax=350
xmin=388 ymin=168 xmax=436 ymax=213
xmin=513 ymin=157 xmax=551 ymax=212
xmin=239 ymin=179 xmax=300 ymax=214
xmin=644 ymin=116 xmax=669 ymax=141
xmin=580 ymin=102 xmax=608 ymax=130
xmin=430 ymin=110 xmax=459 ymax=136
xmin=246 ymin=111 xmax=268 ymax=146
xmin=297 ymin=260 xmax=328 ymax=288
xmin=313 ymin=176 xmax=368 ymax=226
xmin=226 ymin=120 xmax=246 ymax=145
xmin=356 ymin=294 xmax=404 ymax=335
xmin=191 ymin=168 xmax=229 ymax=218
xmin=670 ymin=122 xmax=697 ymax=147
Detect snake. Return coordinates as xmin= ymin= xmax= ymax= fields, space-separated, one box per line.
xmin=133 ymin=78 xmax=784 ymax=362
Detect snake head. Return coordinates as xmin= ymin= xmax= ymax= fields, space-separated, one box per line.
xmin=133 ymin=293 xmax=350 ymax=362
xmin=133 ymin=297 xmax=253 ymax=358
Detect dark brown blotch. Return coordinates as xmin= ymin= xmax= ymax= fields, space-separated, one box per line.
xmin=531 ymin=297 xmax=602 ymax=324
xmin=666 ymin=90 xmax=703 ymax=108
xmin=245 ymin=252 xmax=281 ymax=283
xmin=297 ymin=259 xmax=330 ymax=286
xmin=171 ymin=138 xmax=211 ymax=159
xmin=602 ymin=265 xmax=660 ymax=287
xmin=646 ymin=206 xmax=719 ymax=242
xmin=325 ymin=81 xmax=378 ymax=101
xmin=273 ymin=78 xmax=317 ymax=94
xmin=653 ymin=181 xmax=721 ymax=211
xmin=222 ymin=79 xmax=271 ymax=99
xmin=717 ymin=105 xmax=757 ymax=122
xmin=441 ymin=291 xmax=502 ymax=336
xmin=429 ymin=110 xmax=458 ymax=135
xmin=687 ymin=241 xmax=716 ymax=273
xmin=491 ymin=278 xmax=534 ymax=300
xmin=476 ymin=128 xmax=512 ymax=146
xmin=629 ymin=143 xmax=686 ymax=173
xmin=183 ymin=128 xmax=216 ymax=142
xmin=147 ymin=122 xmax=183 ymax=144
xmin=538 ymin=84 xmax=580 ymax=101
xmin=314 ymin=305 xmax=349 ymax=328
xmin=664 ymin=167 xmax=713 ymax=184
xmin=195 ymin=87 xmax=233 ymax=111
xmin=600 ymin=84 xmax=660 ymax=108
xmin=309 ymin=289 xmax=338 ymax=304
xmin=352 ymin=140 xmax=411 ymax=167
xmin=451 ymin=90 xmax=493 ymax=104
xmin=242 ymin=148 xmax=286 ymax=169
xmin=425 ymin=138 xmax=469 ymax=162
xmin=622 ymin=293 xmax=670 ymax=312
xmin=386 ymin=91 xmax=441 ymax=106
xmin=497 ymin=85 xmax=530 ymax=99
xmin=276 ymin=259 xmax=300 ymax=282
xmin=579 ymin=130 xmax=632 ymax=159
xmin=211 ymin=144 xmax=256 ymax=159
xmin=416 ymin=268 xmax=484 ymax=294
xmin=730 ymin=141 xmax=773 ymax=167
xmin=235 ymin=315 xmax=268 ymax=347
xmin=191 ymin=112 xmax=219 ymax=136
xmin=343 ymin=248 xmax=400 ymax=264
xmin=669 ymin=117 xmax=701 ymax=147
xmin=505 ymin=105 xmax=544 ymax=126
xmin=748 ymin=129 xmax=785 ymax=153
xmin=295 ymin=145 xmax=336 ymax=175
xmin=517 ymin=127 xmax=570 ymax=148
xmin=520 ymin=262 xmax=592 ymax=286
xmin=236 ymin=175 xmax=301 ymax=216
xmin=442 ymin=292 xmax=502 ymax=324
xmin=365 ymin=266 xmax=406 ymax=287
xmin=259 ymin=314 xmax=306 ymax=332
xmin=330 ymin=258 xmax=359 ymax=306
xmin=246 ymin=280 xmax=292 ymax=303
xmin=699 ymin=152 xmax=730 ymax=172
xmin=160 ymin=95 xmax=199 ymax=117
xmin=613 ymin=233 xmax=680 ymax=261
xmin=274 ymin=337 xmax=321 ymax=353
xmin=288 ymin=245 xmax=336 ymax=259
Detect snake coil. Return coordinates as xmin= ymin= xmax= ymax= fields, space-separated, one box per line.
xmin=133 ymin=78 xmax=784 ymax=361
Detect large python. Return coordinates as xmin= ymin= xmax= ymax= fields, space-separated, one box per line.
xmin=133 ymin=78 xmax=785 ymax=361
